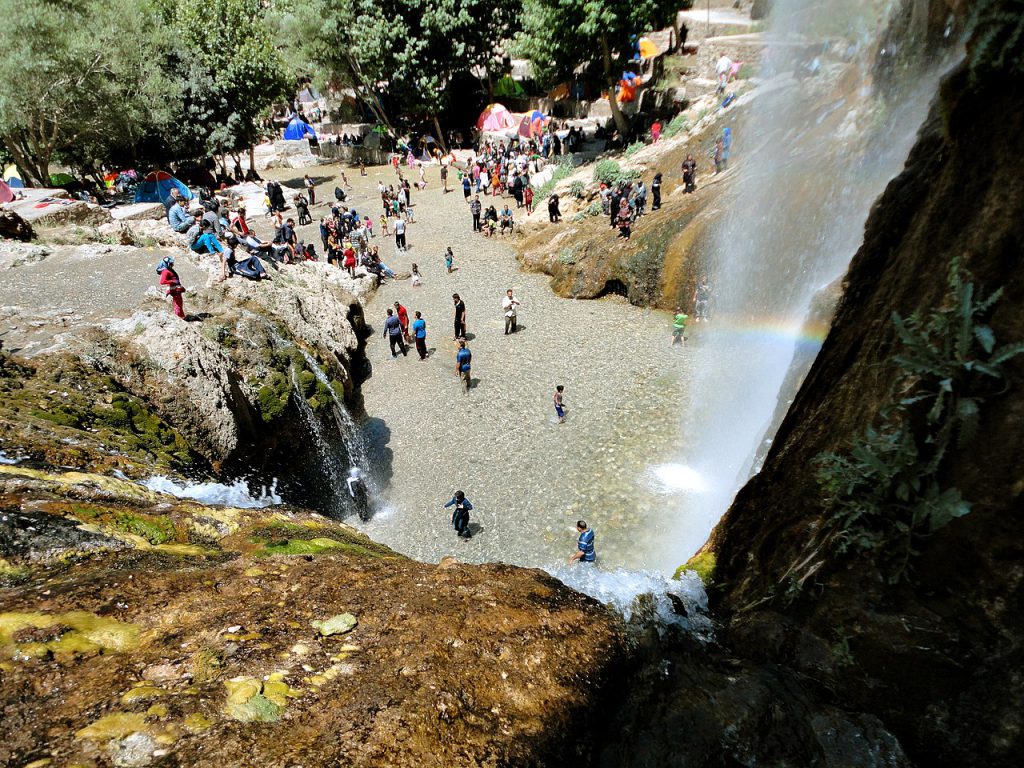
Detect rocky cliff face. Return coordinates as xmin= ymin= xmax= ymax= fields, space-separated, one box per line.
xmin=709 ymin=22 xmax=1024 ymax=768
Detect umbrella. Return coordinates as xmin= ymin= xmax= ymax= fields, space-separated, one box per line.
xmin=638 ymin=37 xmax=660 ymax=58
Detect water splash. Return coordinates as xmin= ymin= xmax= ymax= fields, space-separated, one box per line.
xmin=141 ymin=476 xmax=281 ymax=508
xmin=548 ymin=565 xmax=713 ymax=639
xmin=655 ymin=0 xmax=958 ymax=569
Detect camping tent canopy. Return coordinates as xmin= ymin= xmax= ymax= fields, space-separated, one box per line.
xmin=518 ymin=110 xmax=548 ymax=139
xmin=3 ymin=164 xmax=24 ymax=188
xmin=638 ymin=37 xmax=660 ymax=58
xmin=134 ymin=170 xmax=193 ymax=204
xmin=283 ymin=115 xmax=317 ymax=141
xmin=476 ymin=103 xmax=517 ymax=132
xmin=493 ymin=75 xmax=526 ymax=98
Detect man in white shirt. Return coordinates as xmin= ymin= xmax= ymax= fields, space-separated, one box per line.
xmin=716 ymin=55 xmax=733 ymax=94
xmin=394 ymin=217 xmax=407 ymax=251
xmin=502 ymin=288 xmax=520 ymax=335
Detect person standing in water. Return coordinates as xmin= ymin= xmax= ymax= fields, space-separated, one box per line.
xmin=553 ymin=385 xmax=566 ymax=423
xmin=693 ymin=276 xmax=712 ymax=322
xmin=443 ymin=490 xmax=473 ymax=538
xmin=672 ymin=307 xmax=688 ymax=345
xmin=682 ymin=155 xmax=697 ymax=193
xmin=568 ymin=520 xmax=595 ymax=564
xmin=651 ymin=173 xmax=663 ymax=211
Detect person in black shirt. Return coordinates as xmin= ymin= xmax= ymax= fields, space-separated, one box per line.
xmin=452 ymin=293 xmax=467 ymax=340
xmin=652 ymin=173 xmax=663 ymax=210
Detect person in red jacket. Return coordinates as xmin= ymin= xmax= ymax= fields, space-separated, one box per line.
xmin=394 ymin=301 xmax=410 ymax=342
xmin=158 ymin=256 xmax=186 ymax=319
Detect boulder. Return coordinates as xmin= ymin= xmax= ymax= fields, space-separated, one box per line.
xmin=0 ymin=209 xmax=34 ymax=242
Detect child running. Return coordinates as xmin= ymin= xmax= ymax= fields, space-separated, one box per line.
xmin=553 ymin=385 xmax=566 ymax=423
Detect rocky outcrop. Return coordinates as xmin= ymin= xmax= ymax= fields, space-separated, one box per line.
xmin=0 ymin=208 xmax=34 ymax=241
xmin=708 ymin=33 xmax=1024 ymax=768
xmin=0 ymin=465 xmax=626 ymax=768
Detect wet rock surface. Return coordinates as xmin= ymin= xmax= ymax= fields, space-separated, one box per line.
xmin=0 ymin=466 xmax=626 ymax=768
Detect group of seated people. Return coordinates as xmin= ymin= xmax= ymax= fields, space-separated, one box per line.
xmin=481 ymin=203 xmax=515 ymax=237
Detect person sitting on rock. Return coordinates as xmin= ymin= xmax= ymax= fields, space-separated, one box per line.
xmin=499 ymin=204 xmax=514 ymax=235
xmin=224 ymin=233 xmax=270 ymax=281
xmin=167 ymin=198 xmax=195 ymax=233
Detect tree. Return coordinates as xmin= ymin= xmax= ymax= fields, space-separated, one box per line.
xmin=516 ymin=0 xmax=678 ymax=138
xmin=0 ymin=0 xmax=179 ymax=185
xmin=168 ymin=0 xmax=291 ymax=166
xmin=280 ymin=0 xmax=520 ymax=138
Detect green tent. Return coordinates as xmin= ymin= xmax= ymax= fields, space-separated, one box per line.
xmin=493 ymin=75 xmax=526 ymax=98
xmin=49 ymin=172 xmax=76 ymax=187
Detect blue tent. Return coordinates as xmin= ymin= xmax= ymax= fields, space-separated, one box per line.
xmin=283 ymin=115 xmax=317 ymax=141
xmin=134 ymin=170 xmax=193 ymax=204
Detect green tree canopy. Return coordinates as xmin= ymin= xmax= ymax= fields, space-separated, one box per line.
xmin=516 ymin=0 xmax=679 ymax=136
xmin=167 ymin=0 xmax=291 ymax=160
xmin=280 ymin=0 xmax=520 ymax=134
xmin=0 ymin=0 xmax=179 ymax=185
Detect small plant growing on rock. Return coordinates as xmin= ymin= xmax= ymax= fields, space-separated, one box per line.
xmin=569 ymin=180 xmax=586 ymax=199
xmin=792 ymin=259 xmax=1024 ymax=593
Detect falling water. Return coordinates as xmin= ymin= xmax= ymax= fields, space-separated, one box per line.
xmin=295 ymin=348 xmax=369 ymax=471
xmin=652 ymin=0 xmax=960 ymax=569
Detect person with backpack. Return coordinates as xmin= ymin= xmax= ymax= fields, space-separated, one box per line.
xmin=443 ymin=490 xmax=473 ymax=538
xmin=156 ymin=256 xmax=186 ymax=319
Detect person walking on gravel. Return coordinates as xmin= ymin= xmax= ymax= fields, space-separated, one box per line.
xmin=383 ymin=308 xmax=408 ymax=358
xmin=394 ymin=216 xmax=407 ymax=251
xmin=453 ymin=293 xmax=467 ymax=339
xmin=502 ymin=289 xmax=520 ymax=335
xmin=412 ymin=311 xmax=428 ymax=360
xmin=553 ymin=385 xmax=567 ymax=423
xmin=470 ymin=195 xmax=482 ymax=232
xmin=456 ymin=339 xmax=472 ymax=392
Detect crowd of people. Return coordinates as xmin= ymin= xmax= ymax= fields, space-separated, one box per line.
xmin=149 ymin=100 xmax=734 ymax=562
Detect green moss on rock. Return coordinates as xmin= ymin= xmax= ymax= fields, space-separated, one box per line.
xmin=674 ymin=550 xmax=716 ymax=586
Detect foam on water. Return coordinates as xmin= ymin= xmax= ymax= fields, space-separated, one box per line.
xmin=548 ymin=565 xmax=713 ymax=638
xmin=647 ymin=463 xmax=708 ymax=494
xmin=142 ymin=476 xmax=282 ymax=508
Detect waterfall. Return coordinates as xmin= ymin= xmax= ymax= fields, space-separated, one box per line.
xmin=295 ymin=348 xmax=369 ymax=471
xmin=653 ymin=0 xmax=960 ymax=570
xmin=288 ymin=364 xmax=352 ymax=489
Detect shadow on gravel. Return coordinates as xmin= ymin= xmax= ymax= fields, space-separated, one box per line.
xmin=363 ymin=416 xmax=394 ymax=489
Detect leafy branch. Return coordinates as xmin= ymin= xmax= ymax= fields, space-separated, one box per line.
xmin=785 ymin=259 xmax=1024 ymax=596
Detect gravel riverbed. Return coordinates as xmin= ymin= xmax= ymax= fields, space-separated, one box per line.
xmin=272 ymin=162 xmax=701 ymax=573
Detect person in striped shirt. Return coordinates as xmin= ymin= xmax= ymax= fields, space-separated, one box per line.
xmin=569 ymin=520 xmax=595 ymax=564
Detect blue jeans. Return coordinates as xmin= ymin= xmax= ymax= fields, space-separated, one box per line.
xmin=192 ymin=233 xmax=224 ymax=254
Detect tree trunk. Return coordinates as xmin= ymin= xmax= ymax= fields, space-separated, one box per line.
xmin=248 ymin=145 xmax=256 ymax=176
xmin=432 ymin=115 xmax=448 ymax=153
xmin=601 ymin=35 xmax=630 ymax=138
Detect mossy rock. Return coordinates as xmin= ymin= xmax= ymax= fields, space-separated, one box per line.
xmin=674 ymin=550 xmax=716 ymax=586
xmin=257 ymin=372 xmax=292 ymax=423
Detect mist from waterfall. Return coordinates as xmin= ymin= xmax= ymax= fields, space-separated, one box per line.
xmin=653 ymin=0 xmax=959 ymax=569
